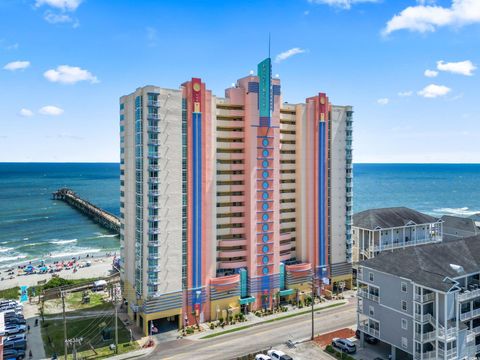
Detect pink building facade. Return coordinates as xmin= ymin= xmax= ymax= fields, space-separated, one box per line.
xmin=120 ymin=58 xmax=353 ymax=334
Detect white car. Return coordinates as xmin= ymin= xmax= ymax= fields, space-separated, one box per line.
xmin=267 ymin=349 xmax=293 ymax=360
xmin=255 ymin=355 xmax=271 ymax=360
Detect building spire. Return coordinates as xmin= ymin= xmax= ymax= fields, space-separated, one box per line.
xmin=268 ymin=32 xmax=271 ymax=59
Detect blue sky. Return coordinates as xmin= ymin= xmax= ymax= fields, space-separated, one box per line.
xmin=0 ymin=0 xmax=479 ymax=163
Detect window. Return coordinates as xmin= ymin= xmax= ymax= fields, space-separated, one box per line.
xmin=401 ymin=318 xmax=408 ymax=330
xmin=369 ymin=272 xmax=374 ymax=282
xmin=401 ymin=300 xmax=407 ymax=311
xmin=369 ymin=306 xmax=374 ymax=316
xmin=401 ymin=282 xmax=407 ymax=293
xmin=402 ymin=337 xmax=408 ymax=349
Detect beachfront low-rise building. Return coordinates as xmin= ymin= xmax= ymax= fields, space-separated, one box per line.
xmin=352 ymin=207 xmax=443 ymax=262
xmin=357 ymin=235 xmax=480 ymax=360
xmin=119 ymin=57 xmax=354 ymax=335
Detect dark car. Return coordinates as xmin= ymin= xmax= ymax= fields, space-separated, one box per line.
xmin=356 ymin=329 xmax=379 ymax=344
xmin=332 ymin=338 xmax=357 ymax=354
xmin=6 ymin=317 xmax=26 ymax=325
xmin=2 ymin=349 xmax=26 ymax=360
xmin=4 ymin=339 xmax=27 ymax=351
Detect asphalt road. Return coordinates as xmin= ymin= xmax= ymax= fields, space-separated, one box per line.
xmin=152 ymin=300 xmax=357 ymax=360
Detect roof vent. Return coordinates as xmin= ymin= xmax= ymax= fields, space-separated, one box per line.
xmin=450 ymin=264 xmax=464 ymax=274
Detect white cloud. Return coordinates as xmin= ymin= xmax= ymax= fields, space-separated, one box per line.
xmin=398 ymin=90 xmax=413 ymax=97
xmin=3 ymin=61 xmax=30 ymax=71
xmin=146 ymin=27 xmax=158 ymax=47
xmin=377 ymin=98 xmax=390 ymax=105
xmin=35 ymin=0 xmax=82 ymax=11
xmin=437 ymin=60 xmax=476 ymax=76
xmin=44 ymin=11 xmax=73 ymax=24
xmin=418 ymin=84 xmax=451 ymax=98
xmin=275 ymin=48 xmax=307 ymax=63
xmin=19 ymin=108 xmax=34 ymax=117
xmin=44 ymin=65 xmax=98 ymax=84
xmin=308 ymin=0 xmax=379 ymax=10
xmin=383 ymin=0 xmax=480 ymax=35
xmin=39 ymin=105 xmax=64 ymax=116
xmin=424 ymin=69 xmax=438 ymax=77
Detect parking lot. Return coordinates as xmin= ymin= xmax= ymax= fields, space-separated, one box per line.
xmin=1 ymin=298 xmax=29 ymax=360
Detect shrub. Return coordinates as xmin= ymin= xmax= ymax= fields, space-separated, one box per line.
xmin=186 ymin=327 xmax=194 ymax=334
xmin=325 ymin=345 xmax=335 ymax=354
xmin=209 ymin=323 xmax=214 ymax=330
xmin=218 ymin=317 xmax=224 ymax=323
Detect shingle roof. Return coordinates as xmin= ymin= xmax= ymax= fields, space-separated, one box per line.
xmin=359 ymin=235 xmax=480 ymax=292
xmin=353 ymin=207 xmax=440 ymax=230
xmin=441 ymin=215 xmax=478 ymax=234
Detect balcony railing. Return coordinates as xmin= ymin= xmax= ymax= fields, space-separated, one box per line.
xmin=460 ymin=308 xmax=480 ymax=321
xmin=458 ymin=288 xmax=480 ymax=302
xmin=374 ymin=237 xmax=440 ymax=252
xmin=415 ymin=330 xmax=436 ymax=343
xmin=414 ymin=313 xmax=433 ymax=323
xmin=438 ymin=348 xmax=457 ymax=359
xmin=148 ymin=228 xmax=161 ymax=235
xmin=147 ymin=114 xmax=161 ymax=120
xmin=414 ymin=292 xmax=435 ymax=303
xmin=148 ymin=100 xmax=160 ymax=107
xmin=148 ymin=126 xmax=159 ymax=132
xmin=358 ymin=323 xmax=380 ymax=338
xmin=414 ymin=351 xmax=437 ymax=360
xmin=476 ymin=344 xmax=480 ymax=354
xmin=357 ymin=288 xmax=379 ymax=302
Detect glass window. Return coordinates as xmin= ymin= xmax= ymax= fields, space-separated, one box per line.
xmin=369 ymin=272 xmax=374 ymax=282
xmin=262 ymin=138 xmax=269 ymax=147
xmin=401 ymin=318 xmax=407 ymax=330
xmin=402 ymin=337 xmax=407 ymax=349
xmin=401 ymin=282 xmax=407 ymax=293
xmin=401 ymin=300 xmax=407 ymax=311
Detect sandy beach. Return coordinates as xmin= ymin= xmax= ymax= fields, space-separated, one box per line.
xmin=0 ymin=255 xmax=116 ymax=290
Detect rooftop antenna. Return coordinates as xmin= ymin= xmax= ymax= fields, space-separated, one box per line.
xmin=268 ymin=33 xmax=271 ymax=59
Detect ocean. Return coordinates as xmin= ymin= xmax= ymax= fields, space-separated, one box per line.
xmin=0 ymin=163 xmax=120 ymax=268
xmin=0 ymin=163 xmax=479 ymax=268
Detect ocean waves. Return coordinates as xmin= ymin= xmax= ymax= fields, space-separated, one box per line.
xmin=49 ymin=239 xmax=78 ymax=245
xmin=433 ymin=207 xmax=480 ymax=217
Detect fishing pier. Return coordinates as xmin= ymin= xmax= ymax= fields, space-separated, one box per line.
xmin=52 ymin=188 xmax=120 ymax=234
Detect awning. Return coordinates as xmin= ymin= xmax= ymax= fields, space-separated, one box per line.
xmin=238 ymin=296 xmax=256 ymax=305
xmin=279 ymin=289 xmax=294 ymax=297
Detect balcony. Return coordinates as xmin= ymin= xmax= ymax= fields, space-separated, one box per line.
xmin=460 ymin=308 xmax=480 ymax=321
xmin=358 ymin=323 xmax=380 ymax=338
xmin=148 ymin=140 xmax=161 ymax=146
xmin=438 ymin=348 xmax=457 ymax=359
xmin=414 ymin=313 xmax=433 ymax=323
xmin=458 ymin=288 xmax=480 ymax=302
xmin=148 ymin=228 xmax=161 ymax=235
xmin=147 ymin=254 xmax=160 ymax=260
xmin=148 ymin=241 xmax=159 ymax=247
xmin=147 ymin=114 xmax=161 ymax=120
xmin=148 ymin=126 xmax=159 ymax=132
xmin=415 ymin=330 xmax=436 ymax=343
xmin=414 ymin=351 xmax=437 ymax=360
xmin=148 ymin=215 xmax=161 ymax=221
xmin=148 ymin=100 xmax=160 ymax=107
xmin=476 ymin=344 xmax=480 ymax=354
xmin=148 ymin=165 xmax=160 ymax=171
xmin=414 ymin=292 xmax=435 ymax=303
xmin=473 ymin=325 xmax=480 ymax=335
xmin=357 ymin=288 xmax=379 ymax=302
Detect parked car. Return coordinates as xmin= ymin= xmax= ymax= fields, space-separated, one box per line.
xmin=2 ymin=348 xmax=26 ymax=360
xmin=267 ymin=349 xmax=293 ymax=360
xmin=255 ymin=355 xmax=271 ymax=360
xmin=355 ymin=329 xmax=379 ymax=344
xmin=5 ymin=334 xmax=26 ymax=342
xmin=4 ymin=339 xmax=27 ymax=351
xmin=6 ymin=317 xmax=26 ymax=325
xmin=331 ymin=338 xmax=357 ymax=354
xmin=4 ymin=324 xmax=27 ymax=336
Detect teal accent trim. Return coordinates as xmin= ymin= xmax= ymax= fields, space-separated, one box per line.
xmin=279 ymin=263 xmax=285 ymax=290
xmin=279 ymin=289 xmax=294 ymax=297
xmin=240 ymin=268 xmax=247 ymax=298
xmin=239 ymin=296 xmax=256 ymax=305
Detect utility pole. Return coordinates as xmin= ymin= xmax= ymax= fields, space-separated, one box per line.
xmin=311 ymin=275 xmax=315 ymax=340
xmin=62 ymin=291 xmax=68 ymax=360
xmin=114 ymin=285 xmax=118 ymax=354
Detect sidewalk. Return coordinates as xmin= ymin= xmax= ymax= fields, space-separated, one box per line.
xmin=23 ymin=302 xmax=47 ymax=360
xmin=184 ymin=295 xmax=352 ymax=341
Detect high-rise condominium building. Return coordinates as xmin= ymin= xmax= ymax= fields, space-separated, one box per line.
xmin=119 ymin=58 xmax=353 ymax=334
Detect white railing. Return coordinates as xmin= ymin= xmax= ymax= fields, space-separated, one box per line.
xmin=473 ymin=325 xmax=480 ymax=334
xmin=414 ymin=313 xmax=433 ymax=323
xmin=358 ymin=323 xmax=380 ymax=338
xmin=476 ymin=344 xmax=480 ymax=353
xmin=374 ymin=237 xmax=440 ymax=252
xmin=438 ymin=348 xmax=457 ymax=359
xmin=415 ymin=331 xmax=436 ymax=343
xmin=414 ymin=292 xmax=435 ymax=303
xmin=438 ymin=326 xmax=457 ymax=339
xmin=460 ymin=308 xmax=480 ymax=321
xmin=357 ymin=288 xmax=379 ymax=302
xmin=415 ymin=350 xmax=437 ymax=359
xmin=458 ymin=288 xmax=480 ymax=302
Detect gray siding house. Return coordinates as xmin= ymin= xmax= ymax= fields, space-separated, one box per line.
xmin=357 ymin=235 xmax=480 ymax=360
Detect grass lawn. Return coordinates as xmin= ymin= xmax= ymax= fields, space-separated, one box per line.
xmin=0 ymin=286 xmax=20 ymax=300
xmin=41 ymin=316 xmax=139 ymax=359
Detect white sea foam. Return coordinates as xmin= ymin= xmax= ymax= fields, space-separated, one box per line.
xmin=434 ymin=207 xmax=480 ymax=217
xmin=49 ymin=239 xmax=78 ymax=245
xmin=95 ymin=234 xmax=118 ymax=238
xmin=0 ymin=255 xmax=27 ymax=263
xmin=0 ymin=247 xmax=14 ymax=253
